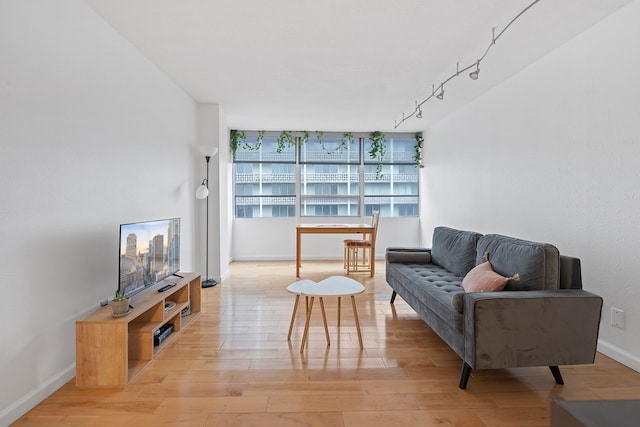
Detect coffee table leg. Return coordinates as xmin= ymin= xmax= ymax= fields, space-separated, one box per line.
xmin=300 ymin=297 xmax=315 ymax=353
xmin=287 ymin=294 xmax=300 ymax=341
xmin=319 ymin=297 xmax=330 ymax=346
xmin=351 ymin=295 xmax=364 ymax=350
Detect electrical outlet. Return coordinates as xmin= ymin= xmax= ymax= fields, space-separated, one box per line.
xmin=611 ymin=307 xmax=625 ymax=329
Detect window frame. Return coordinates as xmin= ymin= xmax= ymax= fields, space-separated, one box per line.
xmin=233 ymin=131 xmax=419 ymax=218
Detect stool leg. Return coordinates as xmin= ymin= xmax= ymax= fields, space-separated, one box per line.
xmin=343 ymin=246 xmax=347 ymax=269
xmin=319 ymin=297 xmax=330 ymax=346
xmin=287 ymin=294 xmax=300 ymax=340
xmin=351 ymin=295 xmax=363 ymax=350
xmin=300 ymin=297 xmax=315 ymax=353
xmin=338 ymin=296 xmax=341 ymax=326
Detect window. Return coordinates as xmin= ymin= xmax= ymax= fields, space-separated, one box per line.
xmin=233 ymin=136 xmax=296 ymax=218
xmin=233 ymin=132 xmax=420 ymax=218
xmin=364 ymin=137 xmax=419 ymax=217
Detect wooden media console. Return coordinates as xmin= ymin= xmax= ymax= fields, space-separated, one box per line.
xmin=75 ymin=273 xmax=201 ymax=387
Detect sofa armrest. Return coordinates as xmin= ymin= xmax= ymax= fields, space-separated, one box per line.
xmin=463 ymin=290 xmax=603 ymax=370
xmin=386 ymin=247 xmax=432 ymax=264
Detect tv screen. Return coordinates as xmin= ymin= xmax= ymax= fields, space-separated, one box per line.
xmin=118 ymin=218 xmax=180 ymax=297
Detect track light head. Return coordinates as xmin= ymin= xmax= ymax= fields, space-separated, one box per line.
xmin=436 ymin=86 xmax=444 ymax=100
xmin=469 ymin=61 xmax=480 ymax=80
xmin=416 ymin=106 xmax=423 ymax=119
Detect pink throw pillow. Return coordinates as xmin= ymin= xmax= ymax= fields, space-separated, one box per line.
xmin=462 ymin=261 xmax=518 ymax=292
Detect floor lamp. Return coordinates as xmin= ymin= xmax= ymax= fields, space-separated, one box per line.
xmin=196 ymin=145 xmax=219 ymax=288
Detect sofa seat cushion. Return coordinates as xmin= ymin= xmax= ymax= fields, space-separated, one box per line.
xmin=388 ymin=262 xmax=465 ymax=331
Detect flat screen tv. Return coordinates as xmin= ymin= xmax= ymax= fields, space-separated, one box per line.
xmin=118 ymin=218 xmax=181 ymax=297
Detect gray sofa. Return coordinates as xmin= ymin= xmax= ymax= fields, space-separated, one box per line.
xmin=386 ymin=226 xmax=603 ymax=389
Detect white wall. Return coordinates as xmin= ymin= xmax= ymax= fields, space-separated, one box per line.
xmin=196 ymin=104 xmax=221 ymax=282
xmin=422 ymin=0 xmax=640 ymax=371
xmin=217 ymin=112 xmax=233 ymax=281
xmin=232 ymin=217 xmax=420 ymax=261
xmin=0 ymin=1 xmax=198 ymax=424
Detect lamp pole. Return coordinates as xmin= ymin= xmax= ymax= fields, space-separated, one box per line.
xmin=196 ymin=146 xmax=218 ymax=288
xmin=201 ymin=154 xmax=217 ymax=288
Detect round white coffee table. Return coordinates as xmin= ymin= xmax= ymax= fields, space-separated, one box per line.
xmin=287 ymin=276 xmax=365 ymax=353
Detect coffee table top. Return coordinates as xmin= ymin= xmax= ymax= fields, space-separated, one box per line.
xmin=287 ymin=276 xmax=364 ymax=297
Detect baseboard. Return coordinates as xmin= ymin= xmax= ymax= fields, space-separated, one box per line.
xmin=597 ymin=339 xmax=640 ymax=373
xmin=0 ymin=362 xmax=76 ymax=426
xmin=231 ymin=256 xmax=385 ymax=262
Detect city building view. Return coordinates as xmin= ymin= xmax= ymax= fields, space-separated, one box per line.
xmin=233 ymin=132 xmax=420 ymax=218
xmin=118 ymin=218 xmax=181 ymax=296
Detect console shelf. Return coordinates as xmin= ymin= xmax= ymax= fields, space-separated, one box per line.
xmin=75 ymin=273 xmax=201 ymax=387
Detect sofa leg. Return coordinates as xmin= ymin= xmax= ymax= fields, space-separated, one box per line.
xmin=549 ymin=366 xmax=564 ymax=385
xmin=459 ymin=362 xmax=472 ymax=389
xmin=390 ymin=291 xmax=397 ymax=304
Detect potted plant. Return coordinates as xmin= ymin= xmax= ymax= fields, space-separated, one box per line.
xmin=111 ymin=291 xmax=130 ymax=316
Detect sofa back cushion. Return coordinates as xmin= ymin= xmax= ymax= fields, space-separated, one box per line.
xmin=431 ymin=226 xmax=482 ymax=278
xmin=476 ymin=234 xmax=560 ymax=291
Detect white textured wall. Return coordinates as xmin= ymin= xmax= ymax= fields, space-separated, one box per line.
xmin=422 ymin=0 xmax=640 ymax=371
xmin=232 ymin=217 xmax=420 ymax=261
xmin=0 ymin=1 xmax=197 ymax=424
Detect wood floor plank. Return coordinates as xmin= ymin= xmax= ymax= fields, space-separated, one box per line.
xmin=13 ymin=260 xmax=640 ymax=427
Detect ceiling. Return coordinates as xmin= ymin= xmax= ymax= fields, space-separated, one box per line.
xmin=84 ymin=0 xmax=632 ymax=132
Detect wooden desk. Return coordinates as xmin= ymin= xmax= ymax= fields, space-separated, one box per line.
xmin=296 ymin=224 xmax=375 ymax=277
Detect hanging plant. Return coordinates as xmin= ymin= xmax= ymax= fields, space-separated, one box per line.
xmin=414 ymin=132 xmax=424 ymax=168
xmin=230 ymin=130 xmax=265 ymax=158
xmin=276 ymin=130 xmax=296 ymax=153
xmin=315 ymin=130 xmax=326 ymax=152
xmin=300 ymin=130 xmax=310 ymax=146
xmin=230 ymin=130 xmax=246 ymax=158
xmin=368 ymin=131 xmax=387 ymax=179
xmin=325 ymin=131 xmax=355 ymax=154
xmin=338 ymin=132 xmax=355 ymax=152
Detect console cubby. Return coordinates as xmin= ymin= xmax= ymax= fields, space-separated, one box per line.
xmin=76 ymin=273 xmax=201 ymax=387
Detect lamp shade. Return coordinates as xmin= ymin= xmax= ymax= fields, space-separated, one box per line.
xmin=195 ymin=184 xmax=209 ymax=199
xmin=199 ymin=146 xmax=218 ymax=157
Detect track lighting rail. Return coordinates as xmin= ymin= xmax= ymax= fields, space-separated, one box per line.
xmin=394 ymin=0 xmax=541 ymax=128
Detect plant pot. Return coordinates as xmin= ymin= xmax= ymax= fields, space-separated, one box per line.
xmin=111 ymin=298 xmax=130 ymax=316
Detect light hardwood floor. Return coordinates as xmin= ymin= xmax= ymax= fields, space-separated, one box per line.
xmin=15 ymin=261 xmax=640 ymax=426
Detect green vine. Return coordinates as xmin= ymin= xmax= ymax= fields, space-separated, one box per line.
xmin=230 ymin=131 xmax=382 ymax=174
xmin=368 ymin=131 xmax=387 ymax=179
xmin=229 ymin=129 xmax=245 ymax=158
xmin=315 ymin=130 xmax=326 ymax=152
xmin=338 ymin=132 xmax=355 ymax=152
xmin=301 ymin=130 xmax=310 ymax=146
xmin=230 ymin=129 xmax=264 ymax=157
xmin=276 ymin=130 xmax=296 ymax=153
xmin=414 ymin=132 xmax=424 ymax=168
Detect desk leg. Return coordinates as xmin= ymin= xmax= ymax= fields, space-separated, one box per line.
xmin=351 ymin=295 xmax=364 ymax=350
xmin=287 ymin=294 xmax=300 ymax=341
xmin=296 ymin=229 xmax=301 ymax=277
xmin=319 ymin=297 xmax=330 ymax=346
xmin=300 ymin=297 xmax=314 ymax=353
